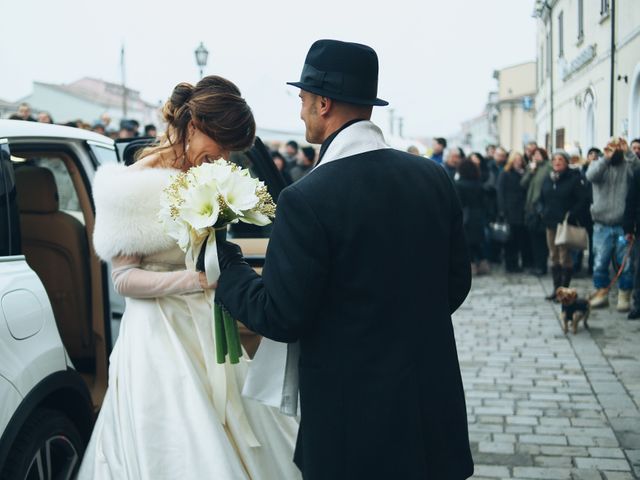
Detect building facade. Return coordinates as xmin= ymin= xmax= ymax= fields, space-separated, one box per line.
xmin=19 ymin=77 xmax=160 ymax=128
xmin=455 ymin=62 xmax=536 ymax=154
xmin=534 ymin=0 xmax=640 ymax=154
xmin=494 ymin=62 xmax=537 ymax=151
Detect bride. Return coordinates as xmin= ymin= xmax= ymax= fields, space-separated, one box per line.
xmin=77 ymin=76 xmax=301 ymax=479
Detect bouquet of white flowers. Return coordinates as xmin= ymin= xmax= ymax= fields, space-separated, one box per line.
xmin=159 ymin=159 xmax=276 ymax=363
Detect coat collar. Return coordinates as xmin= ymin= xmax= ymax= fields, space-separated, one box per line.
xmin=312 ymin=120 xmax=389 ymax=172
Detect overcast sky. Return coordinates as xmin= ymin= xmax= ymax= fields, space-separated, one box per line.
xmin=1 ymin=0 xmax=536 ymax=139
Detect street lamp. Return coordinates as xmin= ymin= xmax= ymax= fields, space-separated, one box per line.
xmin=194 ymin=42 xmax=209 ymax=79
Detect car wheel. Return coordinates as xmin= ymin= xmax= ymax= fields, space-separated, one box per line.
xmin=1 ymin=408 xmax=85 ymax=480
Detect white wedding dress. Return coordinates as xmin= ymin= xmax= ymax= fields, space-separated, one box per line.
xmin=77 ymin=164 xmax=300 ymax=480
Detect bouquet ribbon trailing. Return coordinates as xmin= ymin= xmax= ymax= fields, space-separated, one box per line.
xmin=187 ymin=229 xmax=242 ymax=364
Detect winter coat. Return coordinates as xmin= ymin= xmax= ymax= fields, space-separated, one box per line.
xmin=497 ymin=169 xmax=526 ymax=226
xmin=623 ymin=166 xmax=640 ymax=235
xmin=217 ymin=121 xmax=474 ymax=480
xmin=521 ymin=160 xmax=552 ymax=230
xmin=455 ymin=178 xmax=487 ymax=245
xmin=539 ymin=168 xmax=588 ymax=229
xmin=585 ymin=152 xmax=639 ymax=226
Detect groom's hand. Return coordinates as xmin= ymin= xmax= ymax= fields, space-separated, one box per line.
xmin=216 ymin=231 xmax=248 ymax=271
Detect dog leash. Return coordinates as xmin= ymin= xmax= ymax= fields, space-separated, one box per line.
xmin=602 ymin=237 xmax=635 ymax=293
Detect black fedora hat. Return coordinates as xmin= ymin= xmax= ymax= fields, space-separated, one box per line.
xmin=287 ymin=39 xmax=388 ymax=107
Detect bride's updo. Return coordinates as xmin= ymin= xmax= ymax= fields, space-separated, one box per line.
xmin=143 ymin=76 xmax=256 ymax=161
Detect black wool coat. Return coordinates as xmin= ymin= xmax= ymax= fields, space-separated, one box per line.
xmin=455 ymin=178 xmax=487 ymax=246
xmin=539 ymin=168 xmax=588 ymax=229
xmin=623 ymin=166 xmax=640 ymax=235
xmin=497 ymin=169 xmax=526 ymax=226
xmin=217 ymin=148 xmax=474 ymax=480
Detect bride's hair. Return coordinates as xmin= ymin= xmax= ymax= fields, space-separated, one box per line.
xmin=139 ymin=75 xmax=256 ymax=163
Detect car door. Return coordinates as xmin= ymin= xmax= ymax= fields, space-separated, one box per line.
xmin=0 ymin=139 xmax=68 ymax=413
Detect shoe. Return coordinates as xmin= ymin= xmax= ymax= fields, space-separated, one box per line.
xmin=628 ymin=308 xmax=640 ymax=320
xmin=590 ymin=288 xmax=609 ymax=308
xmin=617 ymin=290 xmax=631 ymax=312
xmin=477 ymin=260 xmax=491 ymax=275
xmin=546 ymin=266 xmax=562 ymax=300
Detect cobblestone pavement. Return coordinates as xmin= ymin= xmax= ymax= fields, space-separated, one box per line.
xmin=455 ymin=271 xmax=640 ymax=480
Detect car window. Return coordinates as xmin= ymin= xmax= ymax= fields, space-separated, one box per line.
xmin=89 ymin=143 xmax=118 ymax=165
xmin=25 ymin=156 xmax=84 ymax=223
xmin=0 ymin=142 xmax=21 ymax=256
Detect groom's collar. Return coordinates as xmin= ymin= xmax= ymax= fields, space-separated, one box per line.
xmin=312 ymin=119 xmax=389 ymax=171
xmin=317 ymin=118 xmax=367 ymax=166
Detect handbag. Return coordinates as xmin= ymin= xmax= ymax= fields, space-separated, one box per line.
xmin=554 ymin=212 xmax=588 ymax=250
xmin=489 ymin=220 xmax=511 ymax=243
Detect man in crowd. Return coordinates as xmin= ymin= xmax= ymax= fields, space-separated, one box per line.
xmin=118 ymin=119 xmax=137 ymax=139
xmin=100 ymin=113 xmax=112 ymax=131
xmin=144 ymin=124 xmax=157 ymax=137
xmin=623 ymin=151 xmax=640 ymax=320
xmin=524 ymin=141 xmax=538 ymax=163
xmin=37 ymin=111 xmax=53 ymax=124
xmin=290 ymin=145 xmax=316 ymax=182
xmin=443 ymin=146 xmax=462 ymax=179
xmin=490 ymin=147 xmax=508 ymax=177
xmin=587 ymin=138 xmax=640 ymax=311
xmin=632 ymin=138 xmax=640 ymax=159
xmin=431 ymin=137 xmax=447 ymax=164
xmin=284 ymin=140 xmax=299 ymax=171
xmin=16 ymin=102 xmax=35 ymax=121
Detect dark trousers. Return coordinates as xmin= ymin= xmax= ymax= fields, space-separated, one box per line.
xmin=573 ymin=224 xmax=594 ymax=274
xmin=528 ymin=226 xmax=549 ymax=274
xmin=505 ymin=224 xmax=528 ymax=271
xmin=632 ymin=241 xmax=640 ymax=308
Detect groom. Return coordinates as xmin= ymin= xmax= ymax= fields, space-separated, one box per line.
xmin=216 ymin=39 xmax=474 ymax=480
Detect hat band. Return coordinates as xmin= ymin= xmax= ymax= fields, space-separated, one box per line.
xmin=299 ymin=63 xmax=376 ymax=99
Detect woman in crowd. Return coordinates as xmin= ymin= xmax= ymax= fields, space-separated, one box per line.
xmin=497 ymin=151 xmax=528 ymax=272
xmin=456 ymin=158 xmax=490 ymax=275
xmin=470 ymin=152 xmax=495 ymax=266
xmin=521 ymin=147 xmax=552 ymax=276
xmin=538 ymin=150 xmax=589 ymax=300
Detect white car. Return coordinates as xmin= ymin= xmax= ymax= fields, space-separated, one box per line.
xmin=0 ymin=120 xmax=281 ymax=479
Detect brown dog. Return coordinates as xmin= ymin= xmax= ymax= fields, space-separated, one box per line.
xmin=556 ymin=287 xmax=591 ymax=334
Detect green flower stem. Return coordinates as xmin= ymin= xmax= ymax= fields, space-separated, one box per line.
xmin=223 ymin=309 xmax=242 ymax=364
xmin=214 ymin=303 xmax=227 ymax=364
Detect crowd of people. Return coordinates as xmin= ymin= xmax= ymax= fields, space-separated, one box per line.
xmin=7 ymin=102 xmax=157 ymax=139
xmin=430 ymin=135 xmax=640 ymax=320
xmin=9 ymin=102 xmax=640 ymax=319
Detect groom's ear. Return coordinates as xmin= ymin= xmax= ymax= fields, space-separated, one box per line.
xmin=319 ymin=96 xmax=333 ymax=117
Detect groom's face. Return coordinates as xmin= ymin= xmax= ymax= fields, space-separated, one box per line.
xmin=299 ymin=90 xmax=323 ymax=144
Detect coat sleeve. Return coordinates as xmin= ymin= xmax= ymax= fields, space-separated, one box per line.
xmin=520 ymin=170 xmax=533 ymax=189
xmin=216 ymin=185 xmax=329 ymax=343
xmin=447 ymin=178 xmax=472 ymax=314
xmin=624 ymin=171 xmax=640 ymax=235
xmin=585 ymin=158 xmax=608 ymax=184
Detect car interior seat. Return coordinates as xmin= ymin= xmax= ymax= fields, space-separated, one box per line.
xmin=14 ymin=165 xmax=94 ymax=367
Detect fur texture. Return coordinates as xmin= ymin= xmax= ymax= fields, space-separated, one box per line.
xmin=92 ymin=163 xmax=177 ymax=261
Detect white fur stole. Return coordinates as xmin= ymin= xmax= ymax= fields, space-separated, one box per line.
xmin=92 ymin=163 xmax=177 ymax=261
